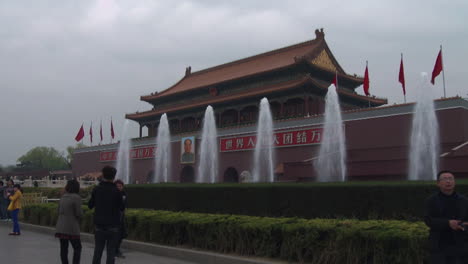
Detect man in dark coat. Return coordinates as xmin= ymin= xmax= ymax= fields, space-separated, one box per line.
xmin=88 ymin=166 xmax=124 ymax=264
xmin=425 ymin=170 xmax=468 ymax=263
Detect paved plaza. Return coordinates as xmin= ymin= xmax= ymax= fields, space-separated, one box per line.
xmin=0 ymin=223 xmax=196 ymax=264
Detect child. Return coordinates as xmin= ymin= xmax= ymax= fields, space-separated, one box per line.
xmin=114 ymin=179 xmax=127 ymax=258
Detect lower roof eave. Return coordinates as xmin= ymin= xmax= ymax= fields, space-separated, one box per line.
xmin=126 ymin=76 xmax=316 ymax=123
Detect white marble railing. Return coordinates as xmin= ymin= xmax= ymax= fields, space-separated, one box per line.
xmin=0 ymin=177 xmax=98 ymax=188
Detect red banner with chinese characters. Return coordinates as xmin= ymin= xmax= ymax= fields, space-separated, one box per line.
xmin=99 ymin=146 xmax=156 ymax=162
xmin=220 ymin=127 xmax=323 ymax=152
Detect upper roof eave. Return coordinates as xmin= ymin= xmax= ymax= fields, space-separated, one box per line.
xmin=140 ymin=29 xmax=332 ymax=102
xmin=308 ymin=77 xmax=387 ymax=105
xmin=141 ymin=51 xmax=363 ymax=104
xmin=299 ymin=59 xmax=364 ymax=87
xmin=141 ymin=62 xmax=305 ymax=103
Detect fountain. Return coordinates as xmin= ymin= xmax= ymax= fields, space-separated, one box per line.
xmin=154 ymin=114 xmax=171 ymax=183
xmin=115 ymin=120 xmax=131 ymax=184
xmin=197 ymin=106 xmax=218 ymax=183
xmin=252 ymin=98 xmax=275 ymax=182
xmin=408 ymin=73 xmax=440 ymax=181
xmin=315 ymin=84 xmax=347 ymax=182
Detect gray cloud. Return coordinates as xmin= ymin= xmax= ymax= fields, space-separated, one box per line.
xmin=1 ymin=0 xmax=467 ymax=165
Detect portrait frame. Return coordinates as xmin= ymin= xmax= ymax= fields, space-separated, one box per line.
xmin=180 ymin=136 xmax=196 ymax=164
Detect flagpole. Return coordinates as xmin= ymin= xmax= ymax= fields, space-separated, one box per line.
xmin=90 ymin=121 xmax=92 ymax=146
xmin=401 ymin=53 xmax=406 ymax=104
xmin=367 ymin=61 xmax=370 ymax=108
xmin=440 ymin=45 xmax=446 ymax=98
xmin=99 ymin=119 xmax=102 ymax=146
xmin=111 ymin=117 xmax=114 ymax=144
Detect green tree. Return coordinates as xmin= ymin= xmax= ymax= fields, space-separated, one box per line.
xmin=17 ymin=146 xmax=69 ymax=170
xmin=66 ymin=143 xmax=87 ymax=165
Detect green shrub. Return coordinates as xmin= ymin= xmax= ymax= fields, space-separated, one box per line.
xmin=123 ymin=181 xmax=460 ymax=220
xmin=21 ymin=204 xmax=429 ymax=263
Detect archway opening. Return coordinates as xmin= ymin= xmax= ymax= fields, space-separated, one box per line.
xmin=180 ymin=166 xmax=195 ymax=183
xmin=147 ymin=170 xmax=154 ymax=183
xmin=223 ymin=167 xmax=239 ymax=183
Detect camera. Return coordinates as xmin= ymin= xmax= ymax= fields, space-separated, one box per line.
xmin=458 ymin=222 xmax=468 ymax=233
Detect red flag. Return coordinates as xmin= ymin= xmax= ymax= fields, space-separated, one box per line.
xmin=431 ymin=49 xmax=443 ymax=85
xmin=363 ymin=64 xmax=370 ymax=96
xmin=75 ymin=125 xmax=85 ymax=142
xmin=100 ymin=121 xmax=103 ymax=142
xmin=89 ymin=122 xmax=93 ymax=143
xmin=111 ymin=119 xmax=115 ymax=139
xmin=399 ymin=56 xmax=406 ymax=95
xmin=331 ymin=72 xmax=338 ymax=88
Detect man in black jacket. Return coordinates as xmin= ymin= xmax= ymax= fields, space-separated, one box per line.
xmin=88 ymin=166 xmax=124 ymax=264
xmin=425 ymin=170 xmax=468 ymax=264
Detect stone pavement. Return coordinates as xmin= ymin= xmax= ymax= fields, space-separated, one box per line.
xmin=0 ymin=222 xmax=195 ymax=264
xmin=0 ymin=222 xmax=286 ymax=264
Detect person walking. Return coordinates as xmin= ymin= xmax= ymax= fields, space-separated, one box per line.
xmin=88 ymin=166 xmax=123 ymax=264
xmin=0 ymin=181 xmax=6 ymax=220
xmin=55 ymin=179 xmax=83 ymax=264
xmin=3 ymin=179 xmax=14 ymax=221
xmin=425 ymin=170 xmax=468 ymax=263
xmin=7 ymin=183 xmax=23 ymax=235
xmin=114 ymin=180 xmax=127 ymax=258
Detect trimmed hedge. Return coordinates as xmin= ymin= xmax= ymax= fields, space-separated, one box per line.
xmin=22 ymin=186 xmax=93 ymax=200
xmin=21 ymin=203 xmax=95 ymax=233
xmin=21 ymin=204 xmax=429 ymax=263
xmin=124 ymin=181 xmax=468 ymax=220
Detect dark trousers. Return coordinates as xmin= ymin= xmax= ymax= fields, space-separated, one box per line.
xmin=115 ymin=222 xmax=127 ymax=254
xmin=11 ymin=209 xmax=20 ymax=233
xmin=60 ymin=238 xmax=82 ymax=264
xmin=116 ymin=236 xmax=123 ymax=255
xmin=92 ymin=226 xmax=120 ymax=264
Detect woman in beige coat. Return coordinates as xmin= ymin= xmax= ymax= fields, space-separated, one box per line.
xmin=55 ymin=179 xmax=82 ymax=264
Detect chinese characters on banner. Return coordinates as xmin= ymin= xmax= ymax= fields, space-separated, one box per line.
xmin=99 ymin=127 xmax=324 ymax=160
xmin=99 ymin=146 xmax=156 ymax=162
xmin=220 ymin=127 xmax=323 ymax=152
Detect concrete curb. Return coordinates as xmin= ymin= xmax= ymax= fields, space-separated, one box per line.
xmin=2 ymin=222 xmax=289 ymax=264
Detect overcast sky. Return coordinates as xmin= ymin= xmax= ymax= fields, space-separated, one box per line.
xmin=1 ymin=0 xmax=467 ymax=166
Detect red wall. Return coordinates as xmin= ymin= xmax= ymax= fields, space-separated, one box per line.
xmin=73 ymin=106 xmax=468 ymax=182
